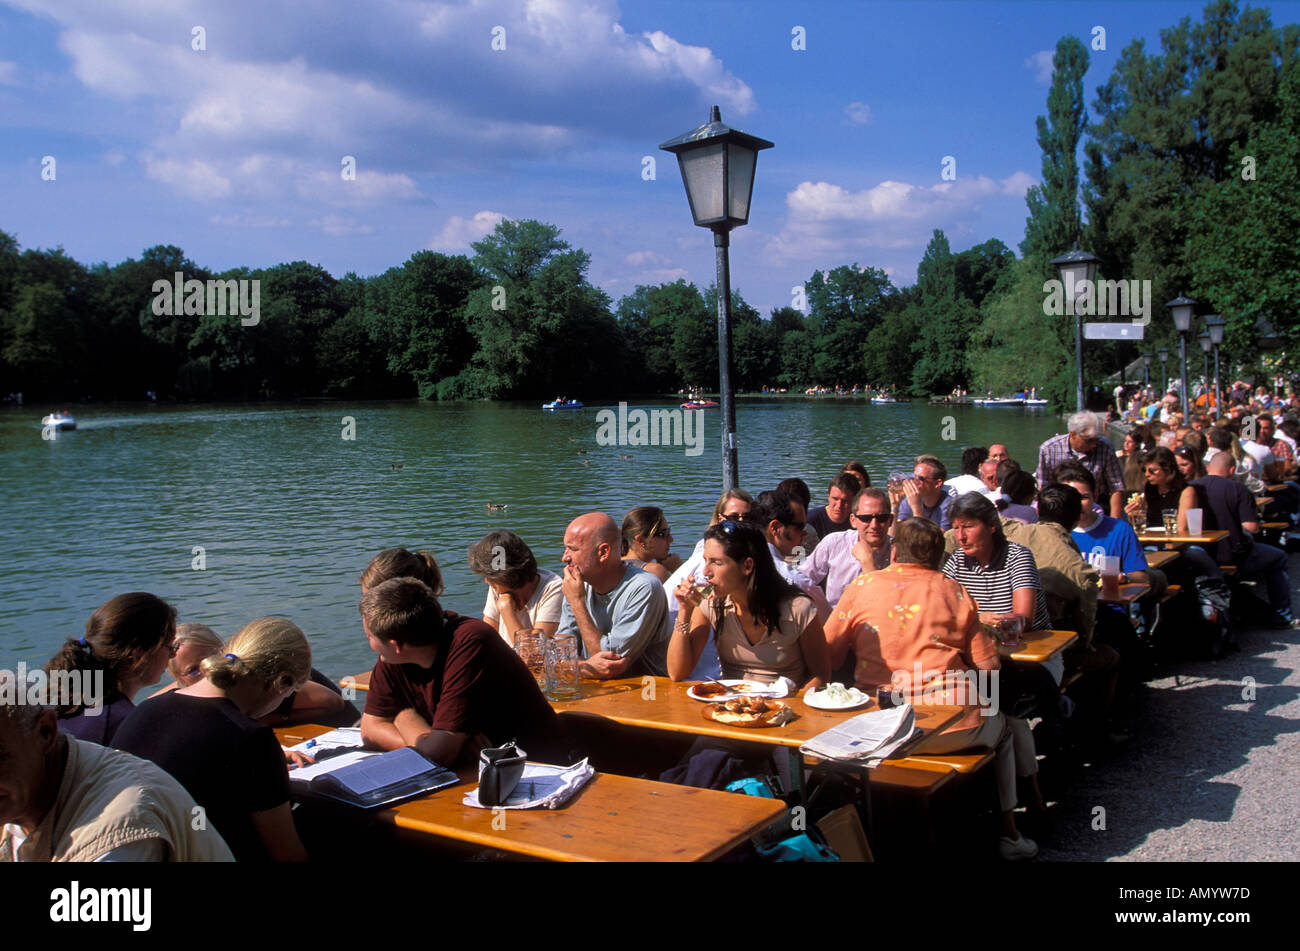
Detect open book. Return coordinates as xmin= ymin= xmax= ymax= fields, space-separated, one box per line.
xmin=284 ymin=729 xmax=458 ymax=808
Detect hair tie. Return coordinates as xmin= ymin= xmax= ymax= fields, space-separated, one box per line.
xmin=225 ymin=652 xmax=238 ymax=661
xmin=78 ymin=636 xmax=88 ymax=647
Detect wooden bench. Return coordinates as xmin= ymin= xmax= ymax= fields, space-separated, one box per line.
xmin=897 ymin=750 xmax=995 ymax=775
xmin=1158 ymin=583 xmax=1181 ymax=604
xmin=339 ymin=672 xmax=371 ymax=692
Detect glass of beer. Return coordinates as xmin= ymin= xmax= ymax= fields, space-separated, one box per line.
xmin=544 ymin=631 xmax=582 ymax=701
xmin=1161 ymin=510 xmax=1178 ymax=535
xmin=513 ymin=628 xmax=546 ymax=691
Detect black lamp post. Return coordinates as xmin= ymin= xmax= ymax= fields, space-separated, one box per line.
xmin=661 ymin=106 xmax=773 ymax=490
xmin=1167 ymin=294 xmax=1197 ymax=418
xmin=1205 ymin=315 xmax=1226 ymax=412
xmin=1050 ymin=248 xmax=1100 ymax=412
xmin=1142 ymin=352 xmax=1152 ymax=388
xmin=1158 ymin=347 xmax=1170 ymax=395
xmin=1198 ymin=331 xmax=1212 ymax=400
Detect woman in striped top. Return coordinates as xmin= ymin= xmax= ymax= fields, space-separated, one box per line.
xmin=943 ymin=494 xmax=1052 ymax=633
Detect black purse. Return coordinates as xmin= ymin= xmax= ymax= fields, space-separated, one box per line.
xmin=477 ymin=740 xmax=527 ymax=806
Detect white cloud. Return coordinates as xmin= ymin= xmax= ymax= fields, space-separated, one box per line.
xmin=209 ymin=213 xmax=293 ymax=229
xmin=309 ymin=215 xmax=376 ymax=237
xmin=102 ymin=149 xmax=126 ymax=166
xmin=624 ymin=250 xmax=672 ymax=268
xmin=429 ymin=211 xmax=506 ymax=251
xmin=15 ymin=0 xmax=755 ymax=205
xmin=764 ymin=171 xmax=1036 ymax=270
xmin=843 ymin=101 xmax=871 ymax=125
xmin=1025 ymin=50 xmax=1054 ymax=84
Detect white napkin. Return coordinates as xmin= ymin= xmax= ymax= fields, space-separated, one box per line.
xmin=463 ymin=759 xmax=595 ymax=810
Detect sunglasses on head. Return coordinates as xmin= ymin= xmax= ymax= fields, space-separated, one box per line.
xmin=649 ymin=527 xmax=671 ymax=539
xmin=854 ymin=512 xmax=893 ymax=524
xmin=718 ymin=519 xmax=743 ymax=534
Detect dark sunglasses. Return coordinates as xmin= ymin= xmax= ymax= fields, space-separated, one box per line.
xmin=719 ymin=512 xmax=755 ymax=523
xmin=854 ymin=512 xmax=893 ymax=524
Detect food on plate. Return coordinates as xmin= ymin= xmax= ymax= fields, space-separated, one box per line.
xmin=810 ymin=682 xmax=868 ymax=707
xmin=706 ymin=696 xmax=782 ymax=725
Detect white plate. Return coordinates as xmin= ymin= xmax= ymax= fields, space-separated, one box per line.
xmin=687 ymin=680 xmax=772 ymax=702
xmin=803 ymin=684 xmax=873 ymax=711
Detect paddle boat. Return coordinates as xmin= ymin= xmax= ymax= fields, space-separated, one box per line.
xmin=41 ymin=411 xmax=76 ymax=430
xmin=870 ymin=394 xmax=906 ymax=404
xmin=542 ymin=399 xmax=583 ymax=410
xmin=972 ymin=397 xmax=1025 ymax=407
xmin=681 ymin=398 xmax=719 ymax=409
xmin=1024 ymin=398 xmax=1049 ymax=407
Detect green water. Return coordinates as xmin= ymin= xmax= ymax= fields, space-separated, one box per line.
xmin=0 ymin=398 xmax=1066 ymax=679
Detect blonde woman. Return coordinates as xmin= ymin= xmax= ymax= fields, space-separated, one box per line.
xmin=156 ymin=622 xmax=224 ymax=691
xmin=114 ymin=617 xmax=312 ymax=862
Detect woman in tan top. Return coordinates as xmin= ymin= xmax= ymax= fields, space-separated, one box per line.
xmin=668 ymin=520 xmax=830 ymax=688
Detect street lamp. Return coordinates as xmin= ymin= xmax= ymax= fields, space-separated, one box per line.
xmin=1205 ymin=314 xmax=1226 ymax=413
xmin=1050 ymin=248 xmax=1101 ymax=412
xmin=661 ymin=106 xmax=773 ymax=490
xmin=1142 ymin=352 xmax=1152 ymax=388
xmin=1167 ymin=294 xmax=1197 ymax=418
xmin=1158 ymin=346 xmax=1170 ymax=395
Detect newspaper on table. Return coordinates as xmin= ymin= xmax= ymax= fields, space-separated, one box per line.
xmin=799 ymin=703 xmax=920 ymax=766
xmin=463 ymin=759 xmax=594 ymax=810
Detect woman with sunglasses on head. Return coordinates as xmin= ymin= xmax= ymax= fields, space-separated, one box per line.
xmin=45 ymin=593 xmax=178 ymax=746
xmin=668 ymin=520 xmax=831 ymax=689
xmin=1125 ymin=447 xmax=1196 ymax=533
xmin=620 ymin=506 xmax=681 ymax=583
xmin=1174 ymin=444 xmax=1207 ymax=482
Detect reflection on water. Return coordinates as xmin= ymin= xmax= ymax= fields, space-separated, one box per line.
xmin=0 ymin=400 xmax=1067 ymax=678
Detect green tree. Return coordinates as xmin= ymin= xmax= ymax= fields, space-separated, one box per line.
xmin=1022 ymin=36 xmax=1089 ymax=265
xmin=968 ymin=258 xmax=1072 ymax=404
xmin=910 ymin=230 xmax=979 ymax=395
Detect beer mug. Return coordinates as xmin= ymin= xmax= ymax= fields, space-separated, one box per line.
xmin=544 ymin=631 xmax=582 ymax=701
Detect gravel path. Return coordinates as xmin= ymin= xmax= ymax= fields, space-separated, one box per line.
xmin=1039 ymin=550 xmax=1300 ymax=861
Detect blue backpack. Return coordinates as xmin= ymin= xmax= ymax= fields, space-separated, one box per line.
xmin=725 ymin=777 xmax=839 ymax=862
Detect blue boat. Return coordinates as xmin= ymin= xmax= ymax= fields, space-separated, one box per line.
xmin=542 ymin=400 xmax=583 ymax=410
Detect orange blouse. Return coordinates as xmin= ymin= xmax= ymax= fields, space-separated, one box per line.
xmin=823 ymin=562 xmax=1001 ymax=733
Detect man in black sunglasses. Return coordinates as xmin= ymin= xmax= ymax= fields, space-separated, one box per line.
xmin=751 ymin=491 xmax=831 ymax=622
xmin=804 ymin=488 xmax=894 ymax=607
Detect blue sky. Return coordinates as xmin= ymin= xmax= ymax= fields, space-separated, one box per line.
xmin=2 ymin=0 xmax=1295 ymax=317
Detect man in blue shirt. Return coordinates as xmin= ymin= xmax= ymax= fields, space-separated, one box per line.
xmin=558 ymin=513 xmax=671 ymax=679
xmin=1057 ymin=464 xmax=1156 ymax=591
xmin=897 ymin=455 xmax=955 ymax=529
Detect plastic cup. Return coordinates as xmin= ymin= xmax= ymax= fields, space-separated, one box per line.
xmin=1187 ymin=508 xmax=1203 ymax=535
xmin=1100 ymin=556 xmax=1121 ymax=597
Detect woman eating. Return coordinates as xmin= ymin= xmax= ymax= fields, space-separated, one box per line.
xmin=45 ymin=593 xmax=178 ymax=745
xmin=1125 ymin=447 xmax=1195 ymax=532
xmin=619 ymin=506 xmax=682 ymax=583
xmin=113 ymin=617 xmax=313 ymax=862
xmin=467 ymin=530 xmax=562 ymax=645
xmin=667 ymin=520 xmax=830 ymax=688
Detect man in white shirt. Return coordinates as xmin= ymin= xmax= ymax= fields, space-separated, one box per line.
xmin=945 ymin=446 xmax=991 ymax=497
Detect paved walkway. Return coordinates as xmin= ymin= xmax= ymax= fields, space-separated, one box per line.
xmin=1040 ymin=552 xmax=1300 ymax=861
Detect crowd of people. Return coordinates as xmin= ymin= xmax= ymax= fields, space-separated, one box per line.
xmin=4 ymin=408 xmax=1296 ymax=864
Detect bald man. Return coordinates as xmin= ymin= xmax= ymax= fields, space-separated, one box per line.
xmin=557 ymin=512 xmax=671 ymax=679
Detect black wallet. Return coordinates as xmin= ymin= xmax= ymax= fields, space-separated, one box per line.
xmin=477 ymin=741 xmax=527 ymax=806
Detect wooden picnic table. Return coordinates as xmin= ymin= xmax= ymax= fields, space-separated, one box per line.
xmin=998 ymin=629 xmax=1077 ymax=664
xmin=1137 ymin=528 xmax=1228 ymax=549
xmin=547 ymin=676 xmax=962 ymax=752
xmin=274 ymin=723 xmax=785 ymax=862
xmin=1099 ymin=582 xmax=1150 ymax=605
xmin=1144 ymin=549 xmax=1181 ymax=570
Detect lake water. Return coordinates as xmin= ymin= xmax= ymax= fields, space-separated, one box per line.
xmin=0 ymin=398 xmax=1067 ymax=680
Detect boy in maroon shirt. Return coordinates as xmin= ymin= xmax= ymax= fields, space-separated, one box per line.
xmin=359 ymin=577 xmax=566 ymax=765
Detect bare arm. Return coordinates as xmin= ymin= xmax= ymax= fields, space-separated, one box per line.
xmin=250 ymin=802 xmax=308 ymax=862
xmin=260 ymin=681 xmax=345 ymax=726
xmin=411 ymin=729 xmax=469 ymax=767
xmin=1012 ymin=587 xmax=1038 ymax=630
xmin=359 ymin=712 xmax=407 ymax=751
xmin=1109 ymin=489 xmax=1125 ymax=519
xmin=797 ymin=615 xmax=832 ymax=689
xmin=667 ymin=585 xmax=710 ymax=681
xmin=561 ymin=566 xmax=605 ymax=657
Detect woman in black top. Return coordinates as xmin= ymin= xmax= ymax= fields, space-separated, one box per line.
xmin=115 ymin=617 xmax=311 ymax=862
xmin=1126 ymin=447 xmax=1196 ymax=530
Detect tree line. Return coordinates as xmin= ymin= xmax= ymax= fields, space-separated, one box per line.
xmin=2 ymin=0 xmax=1295 ymax=405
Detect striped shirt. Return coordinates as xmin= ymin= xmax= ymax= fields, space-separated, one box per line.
xmin=941 ymin=541 xmax=1052 ymax=632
